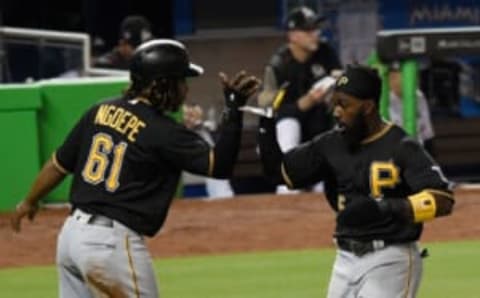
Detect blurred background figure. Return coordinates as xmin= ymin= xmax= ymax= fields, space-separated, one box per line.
xmin=258 ymin=6 xmax=342 ymax=194
xmin=183 ymin=104 xmax=235 ymax=199
xmin=94 ymin=15 xmax=153 ymax=69
xmin=388 ymin=61 xmax=435 ymax=156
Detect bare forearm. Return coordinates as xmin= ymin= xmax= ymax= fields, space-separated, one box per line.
xmin=297 ymin=94 xmax=316 ymax=111
xmin=24 ymin=159 xmax=67 ymax=204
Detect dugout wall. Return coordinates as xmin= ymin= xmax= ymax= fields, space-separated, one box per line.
xmin=0 ymin=78 xmax=128 ymax=210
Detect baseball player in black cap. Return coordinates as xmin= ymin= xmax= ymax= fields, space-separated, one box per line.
xmin=12 ymin=39 xmax=261 ymax=297
xmin=258 ymin=5 xmax=342 ymax=194
xmin=95 ymin=15 xmax=154 ymax=70
xmin=258 ymin=64 xmax=455 ymax=297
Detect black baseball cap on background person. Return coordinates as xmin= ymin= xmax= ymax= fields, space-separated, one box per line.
xmin=389 ymin=60 xmax=402 ymax=71
xmin=120 ymin=15 xmax=153 ymax=47
xmin=285 ymin=6 xmax=326 ymax=31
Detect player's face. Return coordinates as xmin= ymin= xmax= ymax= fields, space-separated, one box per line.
xmin=332 ymin=91 xmax=369 ymax=146
xmin=388 ymin=70 xmax=402 ymax=97
xmin=289 ymin=29 xmax=320 ymax=52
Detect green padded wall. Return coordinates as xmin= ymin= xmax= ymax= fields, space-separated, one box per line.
xmin=0 ymin=85 xmax=42 ymax=211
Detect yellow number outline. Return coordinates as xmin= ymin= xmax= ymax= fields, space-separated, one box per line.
xmin=82 ymin=133 xmax=128 ymax=192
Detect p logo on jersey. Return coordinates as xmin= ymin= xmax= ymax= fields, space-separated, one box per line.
xmin=337 ymin=76 xmax=349 ymax=87
xmin=370 ymin=161 xmax=400 ymax=198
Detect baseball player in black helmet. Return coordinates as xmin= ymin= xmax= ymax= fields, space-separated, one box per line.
xmin=11 ymin=39 xmax=261 ymax=297
xmin=258 ymin=65 xmax=455 ymax=297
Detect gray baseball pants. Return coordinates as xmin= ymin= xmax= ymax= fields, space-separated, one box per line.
xmin=56 ymin=208 xmax=159 ymax=297
xmin=327 ymin=242 xmax=423 ymax=298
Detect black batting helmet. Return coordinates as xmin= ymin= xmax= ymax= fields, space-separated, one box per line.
xmin=129 ymin=39 xmax=203 ymax=82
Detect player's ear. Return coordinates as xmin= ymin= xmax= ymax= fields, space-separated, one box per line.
xmin=363 ymin=100 xmax=375 ymax=115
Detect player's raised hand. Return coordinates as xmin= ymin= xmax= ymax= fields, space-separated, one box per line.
xmin=257 ymin=66 xmax=290 ymax=110
xmin=11 ymin=200 xmax=39 ymax=232
xmin=219 ymin=70 xmax=261 ymax=107
xmin=311 ymin=76 xmax=337 ymax=101
xmin=183 ymin=104 xmax=204 ymax=129
xmin=257 ymin=66 xmax=278 ymax=108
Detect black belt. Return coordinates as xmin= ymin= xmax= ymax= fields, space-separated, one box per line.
xmin=71 ymin=208 xmax=114 ymax=228
xmin=88 ymin=215 xmax=114 ymax=228
xmin=335 ymin=238 xmax=387 ymax=257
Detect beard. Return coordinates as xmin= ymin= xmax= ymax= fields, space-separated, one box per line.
xmin=339 ymin=111 xmax=369 ymax=150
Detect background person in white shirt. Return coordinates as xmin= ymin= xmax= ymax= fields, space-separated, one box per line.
xmin=388 ymin=62 xmax=435 ymax=156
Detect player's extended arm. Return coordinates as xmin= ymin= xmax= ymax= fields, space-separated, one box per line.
xmin=208 ymin=71 xmax=261 ymax=178
xmin=11 ymin=158 xmax=67 ymax=232
xmin=384 ymin=190 xmax=454 ymax=222
xmin=256 ymin=73 xmax=331 ymax=187
xmin=258 ymin=116 xmax=285 ymax=185
xmin=337 ymin=190 xmax=454 ymax=227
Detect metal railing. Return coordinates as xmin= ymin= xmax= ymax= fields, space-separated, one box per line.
xmin=0 ymin=26 xmax=128 ymax=79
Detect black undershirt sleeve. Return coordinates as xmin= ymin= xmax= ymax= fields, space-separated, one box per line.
xmin=159 ymin=107 xmax=243 ymax=179
xmin=258 ymin=116 xmax=329 ymax=188
xmin=258 ymin=116 xmax=284 ymax=185
xmin=210 ymin=108 xmax=243 ymax=178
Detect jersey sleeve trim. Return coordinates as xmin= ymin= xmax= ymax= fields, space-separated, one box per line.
xmin=52 ymin=152 xmax=70 ymax=174
xmin=208 ymin=149 xmax=214 ymax=176
xmin=281 ymin=163 xmax=294 ymax=188
xmin=424 ymin=188 xmax=454 ymax=200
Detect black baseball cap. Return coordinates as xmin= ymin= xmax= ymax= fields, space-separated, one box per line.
xmin=334 ymin=65 xmax=382 ymax=103
xmin=120 ymin=15 xmax=153 ymax=47
xmin=389 ymin=60 xmax=401 ymax=71
xmin=285 ymin=6 xmax=326 ymax=31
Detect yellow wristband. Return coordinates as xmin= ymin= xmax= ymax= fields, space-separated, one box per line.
xmin=408 ymin=191 xmax=437 ymax=222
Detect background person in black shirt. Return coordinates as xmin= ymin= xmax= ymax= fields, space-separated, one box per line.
xmin=94 ymin=15 xmax=154 ymax=70
xmin=258 ymin=6 xmax=342 ymax=194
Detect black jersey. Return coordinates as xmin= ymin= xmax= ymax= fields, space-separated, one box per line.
xmin=281 ymin=124 xmax=450 ymax=243
xmin=268 ymin=41 xmax=341 ymax=140
xmin=55 ymin=97 xmax=216 ymax=236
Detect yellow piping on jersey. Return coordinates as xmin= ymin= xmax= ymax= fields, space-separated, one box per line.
xmin=52 ymin=152 xmax=69 ymax=174
xmin=281 ymin=163 xmax=294 ymax=189
xmin=272 ymin=88 xmax=287 ymax=110
xmin=125 ymin=235 xmax=140 ymax=298
xmin=403 ymin=244 xmax=414 ymax=298
xmin=208 ymin=149 xmax=215 ymax=176
xmin=424 ymin=188 xmax=454 ymax=200
xmin=361 ymin=122 xmax=393 ymax=144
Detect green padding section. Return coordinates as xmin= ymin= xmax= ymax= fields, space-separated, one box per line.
xmin=0 ymin=85 xmax=42 ymax=211
xmin=38 ymin=79 xmax=129 ymax=202
xmin=0 ymin=84 xmax=41 ymax=110
xmin=0 ymin=111 xmax=41 ymax=211
xmin=366 ymin=51 xmax=390 ymax=120
xmin=401 ymin=60 xmax=418 ymax=137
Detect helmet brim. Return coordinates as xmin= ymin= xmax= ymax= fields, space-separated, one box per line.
xmin=186 ymin=62 xmax=204 ymax=77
